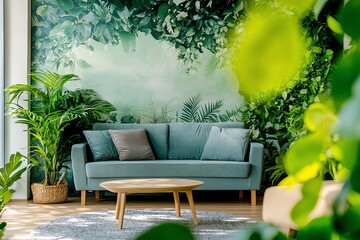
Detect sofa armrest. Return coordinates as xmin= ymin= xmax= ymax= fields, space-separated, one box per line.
xmin=71 ymin=142 xmax=90 ymax=190
xmin=248 ymin=142 xmax=264 ymax=190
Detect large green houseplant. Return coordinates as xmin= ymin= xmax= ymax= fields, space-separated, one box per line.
xmin=5 ymin=71 xmax=115 ymax=203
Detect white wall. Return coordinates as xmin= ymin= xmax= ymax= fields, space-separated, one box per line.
xmin=4 ymin=0 xmax=30 ymax=199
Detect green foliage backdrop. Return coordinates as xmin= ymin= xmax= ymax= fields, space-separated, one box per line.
xmin=241 ymin=13 xmax=340 ymax=185
xmin=32 ymin=0 xmax=244 ymax=71
xmin=31 ymin=0 xmax=341 ymax=190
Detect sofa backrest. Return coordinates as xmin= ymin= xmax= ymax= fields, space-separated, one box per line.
xmin=168 ymin=122 xmax=245 ymax=160
xmin=93 ymin=123 xmax=169 ymax=159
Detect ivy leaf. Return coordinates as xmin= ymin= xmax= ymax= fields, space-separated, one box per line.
xmin=76 ymin=59 xmax=92 ymax=69
xmin=139 ymin=16 xmax=151 ymax=28
xmin=195 ymin=1 xmax=201 ymax=11
xmin=186 ymin=28 xmax=196 ymax=37
xmin=133 ymin=0 xmax=151 ymax=9
xmin=284 ymin=133 xmax=323 ymax=175
xmin=291 ymin=177 xmax=322 ymax=227
xmin=84 ymin=12 xmax=100 ymax=25
xmin=327 ymin=16 xmax=343 ymax=35
xmin=77 ymin=24 xmax=92 ymax=39
xmin=158 ymin=3 xmax=169 ymax=18
xmin=56 ymin=0 xmax=74 ymax=11
xmin=234 ymin=0 xmax=244 ymax=15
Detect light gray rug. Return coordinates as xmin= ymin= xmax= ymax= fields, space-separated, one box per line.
xmin=31 ymin=209 xmax=257 ymax=240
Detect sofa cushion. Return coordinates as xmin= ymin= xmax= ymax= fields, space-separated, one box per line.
xmin=93 ymin=123 xmax=168 ymax=159
xmin=168 ymin=122 xmax=245 ymax=160
xmin=86 ymin=160 xmax=251 ymax=178
xmin=83 ymin=130 xmax=118 ymax=161
xmin=201 ymin=127 xmax=250 ymax=161
xmin=109 ymin=129 xmax=155 ymax=160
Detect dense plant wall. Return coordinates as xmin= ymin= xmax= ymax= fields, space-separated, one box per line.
xmin=241 ymin=12 xmax=341 ymax=185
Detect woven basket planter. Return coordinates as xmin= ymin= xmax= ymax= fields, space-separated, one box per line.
xmin=31 ymin=183 xmax=68 ymax=204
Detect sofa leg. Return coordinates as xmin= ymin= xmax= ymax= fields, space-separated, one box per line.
xmin=81 ymin=190 xmax=86 ymax=206
xmin=239 ymin=190 xmax=244 ymax=199
xmin=95 ymin=190 xmax=100 ymax=201
xmin=251 ymin=190 xmax=256 ymax=206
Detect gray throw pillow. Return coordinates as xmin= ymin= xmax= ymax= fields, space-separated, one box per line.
xmin=109 ymin=129 xmax=155 ymax=160
xmin=83 ymin=130 xmax=119 ymax=161
xmin=200 ymin=126 xmax=251 ymax=161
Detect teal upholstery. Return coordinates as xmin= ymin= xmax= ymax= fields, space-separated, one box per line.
xmin=83 ymin=130 xmax=118 ymax=161
xmin=71 ymin=122 xmax=264 ymax=193
xmin=93 ymin=123 xmax=168 ymax=159
xmin=201 ymin=127 xmax=250 ymax=161
xmin=86 ymin=160 xmax=250 ymax=178
xmin=168 ymin=122 xmax=245 ymax=159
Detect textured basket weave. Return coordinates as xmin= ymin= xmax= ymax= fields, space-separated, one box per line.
xmin=31 ymin=183 xmax=68 ymax=204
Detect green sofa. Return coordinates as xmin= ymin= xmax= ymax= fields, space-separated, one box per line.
xmin=71 ymin=122 xmax=264 ymax=205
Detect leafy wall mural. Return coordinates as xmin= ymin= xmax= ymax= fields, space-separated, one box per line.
xmin=31 ymin=0 xmax=244 ymax=122
xmin=30 ymin=0 xmax=245 ymax=189
xmin=31 ymin=0 xmax=340 ymax=192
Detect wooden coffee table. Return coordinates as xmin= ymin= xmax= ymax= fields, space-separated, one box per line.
xmin=100 ymin=178 xmax=204 ymax=229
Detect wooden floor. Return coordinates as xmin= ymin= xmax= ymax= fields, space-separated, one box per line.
xmin=3 ymin=191 xmax=263 ymax=239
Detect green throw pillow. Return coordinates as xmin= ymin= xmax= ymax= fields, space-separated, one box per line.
xmin=83 ymin=130 xmax=119 ymax=161
xmin=200 ymin=126 xmax=251 ymax=161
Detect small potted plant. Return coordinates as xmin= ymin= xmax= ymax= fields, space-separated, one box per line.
xmin=5 ymin=71 xmax=115 ymax=203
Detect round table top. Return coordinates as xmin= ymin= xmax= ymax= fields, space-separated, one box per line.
xmin=100 ymin=178 xmax=204 ymax=193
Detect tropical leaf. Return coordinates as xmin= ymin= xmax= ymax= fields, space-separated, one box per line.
xmin=180 ymin=94 xmax=202 ymax=122
xmin=6 ymin=71 xmax=116 ymax=185
xmin=196 ymin=99 xmax=223 ymax=122
xmin=218 ymin=107 xmax=241 ymax=122
xmin=0 ymin=152 xmax=27 ymax=188
xmin=141 ymin=101 xmax=173 ymax=124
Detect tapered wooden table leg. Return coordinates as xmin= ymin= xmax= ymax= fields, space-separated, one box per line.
xmin=118 ymin=193 xmax=127 ymax=229
xmin=173 ymin=192 xmax=181 ymax=217
xmin=115 ymin=192 xmax=121 ymax=219
xmin=100 ymin=179 xmax=203 ymax=230
xmin=185 ymin=191 xmax=198 ymax=225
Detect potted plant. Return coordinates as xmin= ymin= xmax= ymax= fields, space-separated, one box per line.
xmin=5 ymin=71 xmax=116 ymax=203
xmin=0 ymin=152 xmax=27 ymax=238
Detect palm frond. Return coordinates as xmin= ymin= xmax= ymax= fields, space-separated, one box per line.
xmin=196 ymin=99 xmax=223 ymax=122
xmin=218 ymin=107 xmax=242 ymax=122
xmin=30 ymin=71 xmax=79 ymax=111
xmin=180 ymin=94 xmax=202 ymax=122
xmin=5 ymin=84 xmax=45 ymax=105
xmin=62 ymin=89 xmax=116 ymax=118
xmin=6 ymin=70 xmax=116 ymax=185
